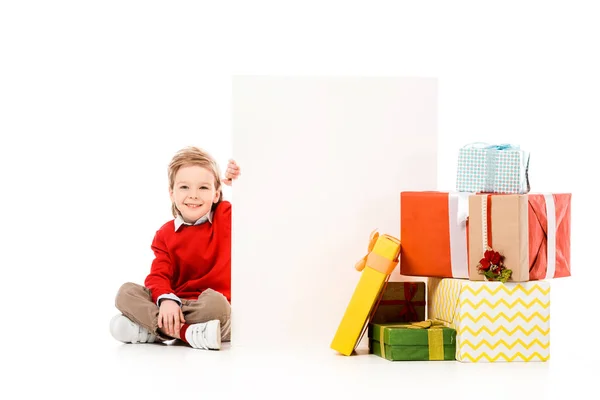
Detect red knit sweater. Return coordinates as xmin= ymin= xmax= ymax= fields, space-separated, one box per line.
xmin=144 ymin=201 xmax=231 ymax=304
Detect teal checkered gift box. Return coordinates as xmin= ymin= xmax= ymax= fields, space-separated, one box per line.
xmin=456 ymin=143 xmax=530 ymax=194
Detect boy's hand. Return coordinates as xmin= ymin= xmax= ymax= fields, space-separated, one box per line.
xmin=158 ymin=299 xmax=185 ymax=338
xmin=223 ymin=159 xmax=241 ymax=186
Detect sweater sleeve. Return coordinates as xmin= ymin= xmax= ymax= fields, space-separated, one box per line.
xmin=144 ymin=229 xmax=175 ymax=304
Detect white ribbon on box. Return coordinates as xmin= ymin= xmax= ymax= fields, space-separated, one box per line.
xmin=544 ymin=194 xmax=556 ymax=279
xmin=477 ymin=193 xmax=557 ymax=279
xmin=448 ymin=192 xmax=471 ymax=278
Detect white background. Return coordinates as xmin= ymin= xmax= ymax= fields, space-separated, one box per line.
xmin=1 ymin=1 xmax=598 ymax=399
xmin=232 ymin=76 xmax=437 ymax=348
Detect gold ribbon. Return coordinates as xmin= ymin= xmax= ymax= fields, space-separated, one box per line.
xmin=355 ymin=229 xmax=399 ymax=274
xmin=378 ymin=320 xmax=446 ymax=360
xmin=355 ymin=230 xmax=379 ymax=271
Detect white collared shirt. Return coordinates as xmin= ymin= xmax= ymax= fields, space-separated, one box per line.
xmin=173 ymin=210 xmax=214 ymax=232
xmin=157 ymin=210 xmax=214 ymax=307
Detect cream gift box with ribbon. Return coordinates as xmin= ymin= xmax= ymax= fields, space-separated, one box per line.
xmin=456 ymin=142 xmax=530 ymax=194
xmin=468 ymin=193 xmax=571 ymax=282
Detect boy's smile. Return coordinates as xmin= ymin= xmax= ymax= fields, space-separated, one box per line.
xmin=170 ymin=165 xmax=220 ymax=224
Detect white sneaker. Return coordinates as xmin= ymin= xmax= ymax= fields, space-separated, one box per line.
xmin=110 ymin=314 xmax=156 ymax=344
xmin=185 ymin=320 xmax=221 ymax=350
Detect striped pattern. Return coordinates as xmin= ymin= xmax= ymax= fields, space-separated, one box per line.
xmin=456 ymin=147 xmax=529 ymax=193
xmin=428 ymin=278 xmax=550 ymax=363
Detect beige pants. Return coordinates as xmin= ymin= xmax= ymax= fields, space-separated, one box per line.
xmin=115 ymin=282 xmax=231 ymax=342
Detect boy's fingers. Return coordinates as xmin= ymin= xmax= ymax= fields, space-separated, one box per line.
xmin=226 ymin=167 xmax=239 ymax=176
xmin=168 ymin=316 xmax=174 ymax=335
xmin=174 ymin=315 xmax=180 ymax=334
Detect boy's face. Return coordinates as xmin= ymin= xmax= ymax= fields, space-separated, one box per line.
xmin=170 ymin=165 xmax=219 ymax=224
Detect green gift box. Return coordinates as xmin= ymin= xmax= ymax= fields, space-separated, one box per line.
xmin=368 ymin=321 xmax=456 ymax=361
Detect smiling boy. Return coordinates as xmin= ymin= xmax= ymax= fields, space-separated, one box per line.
xmin=110 ymin=146 xmax=240 ymax=350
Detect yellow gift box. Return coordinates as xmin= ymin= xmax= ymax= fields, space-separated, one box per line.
xmin=330 ymin=231 xmax=401 ymax=356
xmin=428 ymin=277 xmax=550 ymax=362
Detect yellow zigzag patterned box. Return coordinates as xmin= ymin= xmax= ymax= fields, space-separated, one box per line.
xmin=428 ymin=278 xmax=550 ymax=362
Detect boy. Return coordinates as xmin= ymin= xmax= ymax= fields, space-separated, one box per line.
xmin=110 ymin=146 xmax=240 ymax=350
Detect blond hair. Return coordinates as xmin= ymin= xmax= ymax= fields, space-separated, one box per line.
xmin=168 ymin=146 xmax=222 ymax=218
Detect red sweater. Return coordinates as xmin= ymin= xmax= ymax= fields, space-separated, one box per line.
xmin=144 ymin=201 xmax=231 ymax=304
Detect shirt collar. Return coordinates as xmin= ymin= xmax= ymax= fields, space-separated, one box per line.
xmin=174 ymin=211 xmax=213 ymax=232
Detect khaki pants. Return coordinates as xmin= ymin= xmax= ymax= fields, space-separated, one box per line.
xmin=115 ymin=282 xmax=231 ymax=342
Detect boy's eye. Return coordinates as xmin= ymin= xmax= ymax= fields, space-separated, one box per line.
xmin=200 ymin=186 xmax=208 ymax=190
xmin=180 ymin=185 xmax=188 ymax=189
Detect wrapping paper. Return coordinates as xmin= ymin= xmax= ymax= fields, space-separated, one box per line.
xmin=330 ymin=232 xmax=401 ymax=356
xmin=368 ymin=322 xmax=456 ymax=361
xmin=428 ymin=278 xmax=550 ymax=362
xmin=370 ymin=281 xmax=426 ymax=324
xmin=456 ymin=143 xmax=530 ymax=194
xmin=400 ymin=191 xmax=470 ymax=279
xmin=468 ymin=193 xmax=571 ymax=282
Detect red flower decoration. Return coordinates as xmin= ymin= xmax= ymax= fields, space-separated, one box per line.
xmin=479 ymin=258 xmax=491 ymax=270
xmin=477 ymin=248 xmax=512 ymax=283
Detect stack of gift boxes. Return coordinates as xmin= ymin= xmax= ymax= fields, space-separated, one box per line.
xmin=331 ymin=143 xmax=571 ymax=362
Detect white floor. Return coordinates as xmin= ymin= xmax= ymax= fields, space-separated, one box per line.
xmin=5 ymin=323 xmax=595 ymax=400
xmin=1 ymin=277 xmax=591 ymax=400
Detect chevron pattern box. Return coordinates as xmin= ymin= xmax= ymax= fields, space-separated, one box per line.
xmin=428 ymin=277 xmax=550 ymax=362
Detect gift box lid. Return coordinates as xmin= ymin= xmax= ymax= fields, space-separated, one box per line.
xmin=369 ymin=322 xmax=456 ymax=346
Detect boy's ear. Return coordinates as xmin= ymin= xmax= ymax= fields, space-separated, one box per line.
xmin=213 ymin=190 xmax=220 ymax=203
